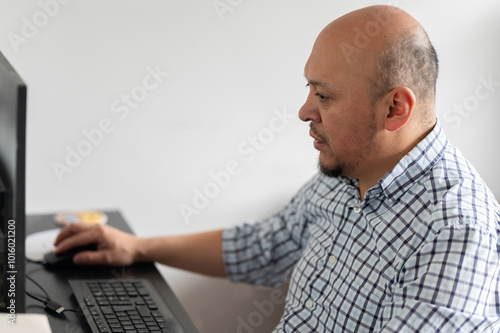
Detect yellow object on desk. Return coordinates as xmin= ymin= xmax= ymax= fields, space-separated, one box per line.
xmin=54 ymin=211 xmax=108 ymax=226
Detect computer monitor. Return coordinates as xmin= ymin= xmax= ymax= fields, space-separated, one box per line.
xmin=0 ymin=50 xmax=27 ymax=314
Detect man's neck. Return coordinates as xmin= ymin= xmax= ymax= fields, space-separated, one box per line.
xmin=356 ymin=122 xmax=436 ymax=201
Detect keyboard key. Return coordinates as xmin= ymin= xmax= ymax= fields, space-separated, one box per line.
xmin=112 ymin=305 xmax=135 ymax=312
xmin=137 ymin=288 xmax=149 ymax=296
xmin=96 ymin=323 xmax=109 ymax=332
xmin=136 ymin=306 xmax=151 ymax=317
xmin=110 ymin=300 xmax=132 ymax=306
xmin=94 ymin=318 xmax=105 ymax=325
xmin=151 ymin=311 xmax=162 ymax=317
xmin=126 ymin=289 xmax=137 ymax=295
xmin=100 ymin=306 xmax=114 ymax=315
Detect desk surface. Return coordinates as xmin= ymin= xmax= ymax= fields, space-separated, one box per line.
xmin=26 ymin=211 xmax=199 ymax=333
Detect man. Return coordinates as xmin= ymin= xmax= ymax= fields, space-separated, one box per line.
xmin=54 ymin=5 xmax=500 ymax=332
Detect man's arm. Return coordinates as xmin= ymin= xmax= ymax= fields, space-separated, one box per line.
xmin=136 ymin=230 xmax=226 ymax=277
xmin=53 ymin=223 xmax=226 ymax=277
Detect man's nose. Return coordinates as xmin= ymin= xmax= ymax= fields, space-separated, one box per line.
xmin=298 ymin=94 xmax=321 ymax=123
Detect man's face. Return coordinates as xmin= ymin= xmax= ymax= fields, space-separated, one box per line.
xmin=299 ymin=34 xmax=382 ymax=179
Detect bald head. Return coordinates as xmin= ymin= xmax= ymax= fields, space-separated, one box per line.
xmin=315 ymin=5 xmax=439 ymax=124
xmin=320 ymin=5 xmax=422 ymax=43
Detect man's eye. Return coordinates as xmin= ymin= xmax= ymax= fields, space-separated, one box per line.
xmin=315 ymin=92 xmax=328 ymax=102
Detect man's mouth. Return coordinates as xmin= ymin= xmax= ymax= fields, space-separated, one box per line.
xmin=309 ymin=126 xmax=327 ymax=150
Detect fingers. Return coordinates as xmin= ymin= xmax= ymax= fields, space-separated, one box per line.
xmin=73 ymin=248 xmax=132 ymax=267
xmin=53 ymin=223 xmax=103 ymax=254
xmin=54 ymin=222 xmax=92 ymax=246
xmin=73 ymin=249 xmax=110 ymax=266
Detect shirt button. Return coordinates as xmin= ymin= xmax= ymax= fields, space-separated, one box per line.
xmin=305 ymin=300 xmax=314 ymax=309
xmin=328 ymin=255 xmax=337 ymax=264
xmin=353 ymin=206 xmax=362 ymax=213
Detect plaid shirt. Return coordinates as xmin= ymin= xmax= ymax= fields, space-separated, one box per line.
xmin=223 ymin=122 xmax=500 ymax=332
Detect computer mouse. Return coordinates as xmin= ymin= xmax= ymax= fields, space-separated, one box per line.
xmin=43 ymin=244 xmax=98 ymax=266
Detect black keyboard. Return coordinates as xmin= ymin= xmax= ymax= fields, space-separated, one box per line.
xmin=69 ymin=279 xmax=186 ymax=333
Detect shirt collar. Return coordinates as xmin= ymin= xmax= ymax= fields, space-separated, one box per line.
xmin=375 ymin=121 xmax=448 ymax=202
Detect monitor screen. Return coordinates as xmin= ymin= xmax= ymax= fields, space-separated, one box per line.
xmin=0 ymin=50 xmax=26 ymax=315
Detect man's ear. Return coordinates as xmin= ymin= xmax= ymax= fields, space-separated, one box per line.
xmin=385 ymin=86 xmax=416 ymax=132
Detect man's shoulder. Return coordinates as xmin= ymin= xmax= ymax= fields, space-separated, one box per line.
xmin=425 ymin=143 xmax=499 ymax=230
xmin=427 ymin=143 xmax=492 ymax=201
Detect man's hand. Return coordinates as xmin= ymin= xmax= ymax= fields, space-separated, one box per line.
xmin=54 ymin=222 xmax=227 ymax=276
xmin=53 ymin=223 xmax=142 ymax=266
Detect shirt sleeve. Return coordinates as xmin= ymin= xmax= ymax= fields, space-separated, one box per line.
xmin=222 ymin=176 xmax=318 ymax=288
xmin=378 ymin=224 xmax=500 ymax=332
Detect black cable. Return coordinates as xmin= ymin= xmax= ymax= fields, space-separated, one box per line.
xmin=25 ymin=274 xmax=78 ymax=314
xmin=26 ymin=275 xmax=49 ymax=299
xmin=62 ymin=308 xmax=78 ymax=313
xmin=25 ymin=289 xmax=47 ymax=303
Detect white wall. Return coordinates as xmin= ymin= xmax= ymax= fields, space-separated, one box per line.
xmin=1 ymin=0 xmax=499 ymax=331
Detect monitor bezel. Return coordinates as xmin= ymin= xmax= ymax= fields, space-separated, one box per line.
xmin=0 ymin=50 xmax=26 ymax=314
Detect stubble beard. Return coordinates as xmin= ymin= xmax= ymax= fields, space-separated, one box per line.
xmin=318 ymin=159 xmax=343 ymax=178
